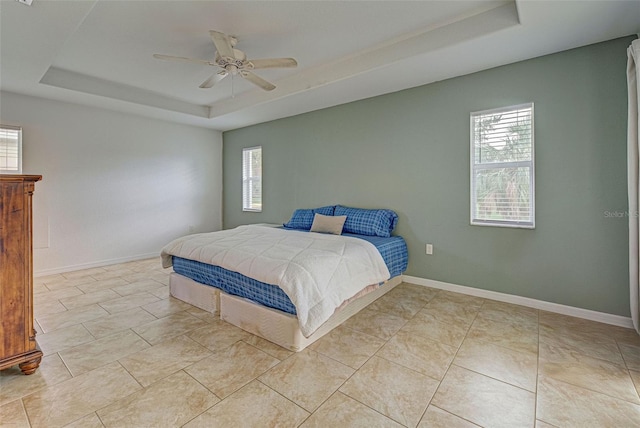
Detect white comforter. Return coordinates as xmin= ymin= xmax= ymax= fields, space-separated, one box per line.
xmin=161 ymin=225 xmax=390 ymax=337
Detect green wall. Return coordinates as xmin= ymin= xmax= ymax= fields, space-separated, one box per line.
xmin=223 ymin=35 xmax=635 ymax=317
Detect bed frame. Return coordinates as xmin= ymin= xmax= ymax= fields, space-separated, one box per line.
xmin=169 ymin=272 xmax=401 ymax=352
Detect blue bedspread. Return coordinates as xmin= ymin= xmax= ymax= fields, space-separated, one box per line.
xmin=172 ymin=231 xmax=408 ymax=315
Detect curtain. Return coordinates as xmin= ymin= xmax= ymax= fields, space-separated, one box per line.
xmin=628 ymin=38 xmax=640 ymax=334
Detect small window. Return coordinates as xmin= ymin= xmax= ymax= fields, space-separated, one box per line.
xmin=470 ymin=103 xmax=534 ymax=228
xmin=0 ymin=125 xmax=22 ymax=174
xmin=242 ymin=146 xmax=262 ymax=212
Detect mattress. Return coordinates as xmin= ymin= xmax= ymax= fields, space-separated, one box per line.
xmin=172 ymin=232 xmax=408 ymax=314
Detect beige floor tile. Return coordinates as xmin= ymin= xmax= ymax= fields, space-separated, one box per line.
xmin=466 ymin=316 xmax=538 ymax=354
xmin=59 ymin=289 xmax=121 ymax=310
xmin=118 ymin=335 xmax=211 ymax=387
xmin=631 ymin=370 xmax=640 ymax=397
xmin=259 ymin=348 xmax=354 ymax=412
xmin=418 ymin=406 xmax=480 ymax=428
xmin=537 ymin=376 xmax=640 ymax=427
xmin=340 ymin=356 xmax=438 ymax=427
xmin=183 ymin=380 xmax=308 ymax=428
xmin=82 ymin=307 xmax=158 ymax=338
xmin=89 ymin=269 xmax=135 ymax=281
xmin=34 ymin=286 xmax=83 ymax=303
xmin=301 ymin=391 xmax=403 ymax=427
xmin=540 ymin=311 xmax=636 ymax=344
xmin=98 ymin=292 xmax=161 ymax=314
xmin=59 ymin=329 xmax=150 ymax=376
xmin=22 ymin=362 xmax=141 ymax=428
xmin=63 ymin=412 xmax=105 ymax=428
xmin=34 ymin=299 xmax=68 ymax=318
xmin=0 ymin=399 xmax=30 ymax=428
xmin=539 ymin=342 xmax=639 ymax=404
xmin=377 ymin=328 xmax=456 ymax=381
xmin=149 ymin=285 xmax=171 ymax=299
xmin=97 ymin=370 xmax=219 ymax=427
xmin=42 ymin=276 xmax=98 ymax=292
xmin=186 ymin=341 xmax=279 ymax=398
xmin=368 ymin=290 xmax=427 ymax=319
xmin=35 ymin=273 xmax=65 ymax=285
xmin=436 ymin=290 xmax=485 ymax=307
xmin=422 ymin=296 xmax=482 ymax=325
xmin=141 ymin=296 xmax=197 ymax=318
xmin=36 ymin=323 xmax=95 ymax=356
xmin=242 ymin=335 xmax=295 ymax=360
xmin=187 ymin=320 xmax=252 ymax=352
xmin=391 ymin=283 xmax=439 ymax=305
xmin=76 ymin=277 xmax=129 ymax=293
xmin=534 ymin=420 xmax=558 ymax=428
xmin=454 ymin=339 xmax=538 ymax=392
xmin=0 ymin=354 xmax=71 ymax=406
xmin=341 ymin=307 xmax=407 ymax=340
xmin=183 ymin=305 xmax=218 ymax=322
xmin=400 ymin=311 xmax=470 ymax=348
xmin=539 ymin=325 xmax=625 ymax=366
xmin=620 ymin=342 xmax=640 ymax=371
xmin=432 ymin=365 xmax=535 ymax=428
xmin=133 ymin=311 xmax=209 ymax=345
xmin=62 ymin=267 xmax=107 ymax=280
xmin=477 ymin=300 xmax=539 ymax=327
xmin=109 ymin=279 xmax=165 ymax=297
xmin=36 ymin=304 xmax=109 ymax=333
xmin=309 ymin=324 xmax=385 ymax=369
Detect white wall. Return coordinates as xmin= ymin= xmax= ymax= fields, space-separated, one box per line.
xmin=0 ymin=91 xmax=223 ymax=275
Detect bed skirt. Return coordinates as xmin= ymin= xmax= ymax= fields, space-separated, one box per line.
xmin=169 ymin=272 xmax=401 ymax=351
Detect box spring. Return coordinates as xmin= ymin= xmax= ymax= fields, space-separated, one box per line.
xmin=169 ymin=272 xmax=401 ymax=351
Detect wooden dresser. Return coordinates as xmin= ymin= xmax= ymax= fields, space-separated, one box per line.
xmin=0 ymin=174 xmax=43 ymax=375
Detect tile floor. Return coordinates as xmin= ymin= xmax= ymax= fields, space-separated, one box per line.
xmin=2 ymin=258 xmax=640 ymax=427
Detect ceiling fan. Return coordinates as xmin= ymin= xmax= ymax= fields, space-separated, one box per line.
xmin=153 ymin=30 xmax=297 ymax=91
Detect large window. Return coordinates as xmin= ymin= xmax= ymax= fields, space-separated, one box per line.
xmin=242 ymin=146 xmax=262 ymax=212
xmin=470 ymin=103 xmax=534 ymax=228
xmin=0 ymin=125 xmax=22 ymax=174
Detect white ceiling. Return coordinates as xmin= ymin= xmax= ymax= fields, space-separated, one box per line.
xmin=1 ymin=0 xmax=639 ymax=131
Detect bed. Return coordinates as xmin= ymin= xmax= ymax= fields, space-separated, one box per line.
xmin=161 ymin=205 xmax=408 ymax=351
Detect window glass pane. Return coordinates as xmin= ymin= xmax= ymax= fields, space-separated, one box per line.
xmin=474 ymin=167 xmax=531 ymax=222
xmin=471 ymin=104 xmax=534 ymax=228
xmin=242 ymin=146 xmax=262 ymax=212
xmin=0 ymin=126 xmax=22 ymax=173
xmin=473 ymin=106 xmax=532 ymax=164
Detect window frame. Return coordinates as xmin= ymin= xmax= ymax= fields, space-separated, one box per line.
xmin=242 ymin=146 xmax=262 ymax=212
xmin=469 ymin=103 xmax=535 ymax=229
xmin=0 ymin=125 xmax=23 ymax=174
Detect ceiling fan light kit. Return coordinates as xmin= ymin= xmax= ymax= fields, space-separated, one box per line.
xmin=154 ymin=30 xmax=297 ymax=92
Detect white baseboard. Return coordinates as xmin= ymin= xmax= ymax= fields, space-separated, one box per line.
xmin=403 ymin=275 xmax=634 ymax=330
xmin=34 ymin=252 xmax=159 ymax=277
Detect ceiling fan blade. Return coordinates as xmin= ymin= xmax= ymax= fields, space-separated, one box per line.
xmin=249 ymin=58 xmax=298 ymax=70
xmin=153 ymin=54 xmax=213 ymax=66
xmin=241 ymin=71 xmax=276 ymax=91
xmin=209 ymin=30 xmax=236 ymax=59
xmin=199 ymin=71 xmax=228 ymax=89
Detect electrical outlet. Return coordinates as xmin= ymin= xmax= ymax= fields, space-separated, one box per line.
xmin=16 ymin=0 xmax=33 ymax=6
xmin=426 ymin=244 xmax=433 ymax=255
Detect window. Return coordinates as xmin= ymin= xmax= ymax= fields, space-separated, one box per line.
xmin=242 ymin=146 xmax=262 ymax=212
xmin=470 ymin=103 xmax=534 ymax=228
xmin=0 ymin=125 xmax=22 ymax=174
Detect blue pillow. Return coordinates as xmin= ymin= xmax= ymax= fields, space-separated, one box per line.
xmin=334 ymin=205 xmax=399 ymax=237
xmin=283 ymin=206 xmax=336 ymax=230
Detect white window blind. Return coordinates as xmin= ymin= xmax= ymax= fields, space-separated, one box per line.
xmin=0 ymin=125 xmax=22 ymax=174
xmin=470 ymin=103 xmax=534 ymax=228
xmin=242 ymin=146 xmax=262 ymax=212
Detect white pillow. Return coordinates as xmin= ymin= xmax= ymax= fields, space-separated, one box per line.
xmin=310 ymin=214 xmax=346 ymax=235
